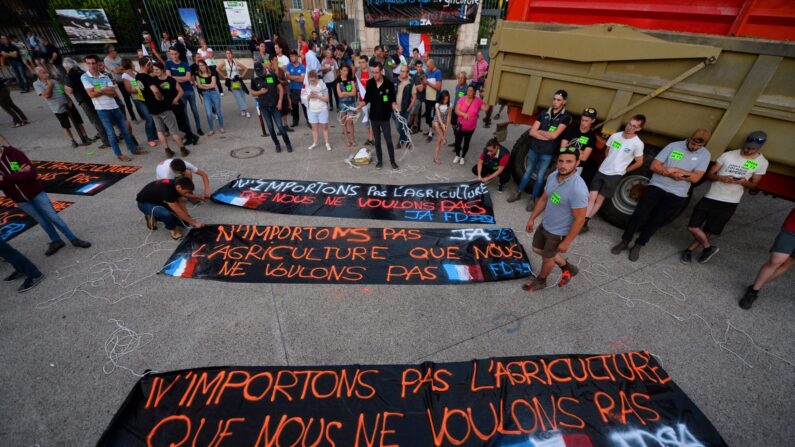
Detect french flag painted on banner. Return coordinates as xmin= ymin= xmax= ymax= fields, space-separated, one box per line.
xmin=398 ymin=33 xmax=430 ymax=57
xmin=77 ymin=183 xmax=104 ymax=194
xmin=442 ymin=264 xmax=484 ymax=282
xmin=497 ymin=432 xmax=594 ymax=447
xmin=162 ymin=256 xmax=198 ymax=278
xmin=213 ymin=192 xmax=249 ymax=207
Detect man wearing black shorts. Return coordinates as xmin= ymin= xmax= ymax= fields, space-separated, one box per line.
xmin=33 ymin=67 xmax=91 ymax=148
xmin=681 ymin=131 xmax=769 ymax=263
xmin=740 ymin=207 xmax=795 ymax=309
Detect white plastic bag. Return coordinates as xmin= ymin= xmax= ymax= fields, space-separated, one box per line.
xmin=352 ymin=147 xmax=371 ymax=165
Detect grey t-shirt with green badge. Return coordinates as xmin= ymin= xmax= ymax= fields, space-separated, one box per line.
xmin=33 ymin=79 xmax=70 ymax=114
xmin=648 ymin=140 xmax=711 ymax=197
xmin=541 ymin=171 xmax=589 ymax=236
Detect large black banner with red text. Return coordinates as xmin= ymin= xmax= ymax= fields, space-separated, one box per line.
xmin=0 ymin=196 xmax=73 ymax=241
xmin=364 ymin=0 xmax=480 ymax=27
xmin=212 ymin=179 xmax=495 ymax=224
xmin=32 ymin=160 xmax=140 ymax=195
xmin=96 ymin=352 xmax=727 ymax=446
xmin=160 ymin=224 xmax=530 ymax=284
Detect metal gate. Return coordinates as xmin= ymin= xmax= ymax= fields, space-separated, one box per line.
xmin=379 ymin=26 xmax=457 ymax=78
xmin=478 ymin=0 xmax=508 ymax=54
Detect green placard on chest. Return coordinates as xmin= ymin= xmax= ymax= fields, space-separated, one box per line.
xmin=131 ymin=80 xmax=138 ymax=87
xmin=743 ymin=159 xmax=759 ymax=170
xmin=458 ymin=91 xmax=464 ymax=97
xmin=177 ymin=67 xmax=186 ymax=73
xmin=346 ymin=84 xmax=352 ymax=91
xmin=550 ymin=192 xmax=561 ymax=205
xmin=611 ymin=140 xmax=622 ymax=150
xmin=55 ymin=86 xmax=65 ymax=94
xmin=670 ymin=150 xmax=684 ymax=160
xmin=94 ymin=83 xmax=103 ymax=90
xmin=161 ymin=83 xmax=170 ymax=90
xmin=577 ymin=136 xmax=589 ymax=145
xmin=9 ymin=161 xmax=20 ymax=172
xmin=266 ymin=76 xmax=275 ymax=84
xmin=231 ymin=82 xmax=241 ymax=89
xmin=199 ymin=78 xmax=207 ymax=84
xmin=382 ymin=94 xmax=389 ymax=102
xmin=548 ymin=125 xmax=557 ymax=132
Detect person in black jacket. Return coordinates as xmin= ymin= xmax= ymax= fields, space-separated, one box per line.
xmin=357 ymin=63 xmax=399 ymax=170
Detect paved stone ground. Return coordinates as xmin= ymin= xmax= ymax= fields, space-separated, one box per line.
xmin=0 ymin=82 xmax=793 ymax=446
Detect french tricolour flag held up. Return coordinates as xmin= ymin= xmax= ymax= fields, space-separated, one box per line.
xmin=398 ymin=33 xmax=430 ymax=58
xmin=442 ymin=264 xmax=484 ymax=282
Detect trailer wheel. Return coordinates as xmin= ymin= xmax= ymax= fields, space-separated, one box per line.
xmin=600 ymin=167 xmax=692 ymax=229
xmin=509 ymin=131 xmax=533 ymax=186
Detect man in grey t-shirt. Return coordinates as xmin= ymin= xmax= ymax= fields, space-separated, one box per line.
xmin=612 ymin=129 xmax=712 ymax=261
xmin=33 ymin=67 xmax=91 ymax=147
xmin=523 ymin=147 xmax=589 ymax=292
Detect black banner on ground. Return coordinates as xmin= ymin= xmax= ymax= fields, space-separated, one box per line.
xmin=32 ymin=160 xmax=140 ymax=196
xmin=96 ymin=352 xmax=727 ymax=446
xmin=212 ymin=179 xmax=495 ymax=224
xmin=160 ymin=224 xmax=531 ymax=284
xmin=0 ymin=196 xmax=73 ymax=241
xmin=364 ymin=0 xmax=480 ymax=27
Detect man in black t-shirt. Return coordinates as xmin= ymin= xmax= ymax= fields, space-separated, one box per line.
xmin=0 ymin=35 xmax=30 ymax=92
xmin=251 ymin=61 xmax=293 ymax=153
xmin=473 ymin=138 xmax=512 ymax=191
xmin=136 ymin=177 xmax=203 ymax=239
xmin=357 ymin=63 xmax=399 ymax=169
xmin=144 ymin=60 xmax=188 ymax=157
xmin=560 ymin=107 xmax=597 ymax=172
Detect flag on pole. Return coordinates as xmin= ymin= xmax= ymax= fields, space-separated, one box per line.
xmin=398 ymin=33 xmax=431 ymax=57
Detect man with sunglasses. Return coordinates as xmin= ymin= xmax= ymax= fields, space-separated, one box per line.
xmin=523 ymin=147 xmax=589 ymax=292
xmin=681 ymin=131 xmax=769 ymax=264
xmin=583 ymin=114 xmax=646 ymax=233
xmin=612 ymin=129 xmax=711 ymax=261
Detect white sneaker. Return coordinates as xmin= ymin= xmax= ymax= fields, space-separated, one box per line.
xmin=245 ymin=111 xmax=251 ymax=119
xmin=308 ymin=143 xmax=317 ymax=150
xmin=220 ymin=92 xmax=225 ymax=97
xmin=325 ymin=143 xmax=332 ymax=151
xmin=240 ymin=111 xmax=246 ymax=117
xmin=459 ymin=157 xmax=465 ymax=165
xmin=453 ymin=156 xmax=460 ymax=164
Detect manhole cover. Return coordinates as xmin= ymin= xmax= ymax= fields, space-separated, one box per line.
xmin=230 ymin=146 xmax=265 ymax=159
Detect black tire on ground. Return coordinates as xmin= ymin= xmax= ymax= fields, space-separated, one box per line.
xmin=509 ymin=131 xmax=533 ymax=187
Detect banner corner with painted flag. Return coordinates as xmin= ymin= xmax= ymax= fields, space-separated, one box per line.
xmin=399 ymin=33 xmax=431 ymax=57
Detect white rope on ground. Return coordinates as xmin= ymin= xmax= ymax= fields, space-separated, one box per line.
xmin=393 ymin=110 xmax=414 ymax=162
xmin=103 ymin=319 xmax=154 ymax=377
xmin=337 ymin=104 xmax=361 ymax=125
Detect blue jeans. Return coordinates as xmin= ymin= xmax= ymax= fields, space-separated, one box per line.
xmin=132 ymin=100 xmax=157 ymax=142
xmin=16 ymin=192 xmax=77 ymax=242
xmin=517 ymin=150 xmax=554 ymax=198
xmin=8 ymin=61 xmax=29 ymax=91
xmin=231 ymin=88 xmax=248 ymax=111
xmin=394 ymin=111 xmax=409 ymax=144
xmin=203 ymin=90 xmax=224 ymax=130
xmin=137 ymin=202 xmax=184 ymax=230
xmin=259 ymin=105 xmax=291 ymax=149
xmin=181 ymin=87 xmax=202 ymax=131
xmin=96 ymin=108 xmax=136 ymax=156
xmin=0 ymin=238 xmax=41 ymax=279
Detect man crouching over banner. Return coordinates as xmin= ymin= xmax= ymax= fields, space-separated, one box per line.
xmin=523 ymin=147 xmax=588 ymax=291
xmin=136 ymin=177 xmax=204 ymax=239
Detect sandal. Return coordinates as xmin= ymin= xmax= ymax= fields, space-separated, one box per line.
xmin=521 ymin=277 xmax=547 ymax=292
xmin=558 ymin=265 xmax=579 ymax=287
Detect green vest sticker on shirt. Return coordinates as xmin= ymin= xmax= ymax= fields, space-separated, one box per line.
xmin=577 ymin=136 xmax=589 ymax=145
xmin=94 ymin=83 xmax=103 ymax=90
xmin=199 ymin=78 xmax=207 ymax=84
xmin=458 ymin=91 xmax=464 ymax=97
xmin=611 ymin=140 xmax=622 ymax=150
xmin=177 ymin=67 xmax=186 ymax=73
xmin=743 ymin=159 xmax=759 ymax=170
xmin=548 ymin=125 xmax=557 ymax=132
xmin=131 ymin=80 xmax=138 ymax=88
xmin=550 ymin=192 xmax=561 ymax=205
xmin=162 ymin=83 xmax=170 ymax=90
xmin=266 ymin=76 xmax=275 ymax=84
xmin=670 ymin=150 xmax=684 ymax=160
xmin=9 ymin=161 xmax=20 ymax=172
xmin=382 ymin=94 xmax=389 ymax=102
xmin=346 ymin=84 xmax=352 ymax=92
xmin=231 ymin=82 xmax=241 ymax=89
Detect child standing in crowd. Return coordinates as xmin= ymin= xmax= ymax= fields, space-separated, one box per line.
xmin=432 ymin=91 xmax=451 ymax=165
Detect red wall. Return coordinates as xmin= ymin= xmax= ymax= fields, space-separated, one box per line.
xmin=506 ymin=0 xmax=795 ymax=41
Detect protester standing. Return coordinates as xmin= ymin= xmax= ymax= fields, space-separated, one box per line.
xmin=321 ymin=49 xmax=339 ymax=111
xmin=286 ymin=51 xmax=308 ymax=127
xmin=197 ymin=38 xmax=223 ymax=94
xmin=142 ymin=61 xmax=189 ymax=158
xmin=305 ymin=70 xmax=331 ymax=151
xmin=423 ymin=59 xmax=442 ymax=142
xmin=433 ymin=91 xmax=452 ymax=165
xmin=121 ymin=58 xmax=157 ymax=147
xmin=217 ymin=49 xmax=251 ymax=119
xmin=471 ymin=51 xmax=489 ymax=91
xmin=63 ymin=58 xmax=106 ymax=146
xmin=104 ymin=45 xmax=138 ymax=121
xmin=452 ymin=85 xmax=484 ymax=166
xmin=251 ymin=61 xmax=293 ymax=153
xmin=394 ymin=65 xmax=415 ymax=149
xmin=740 ymin=207 xmax=795 ymax=309
xmin=166 ymin=48 xmax=203 ymax=135
xmin=0 ymin=238 xmax=44 ymax=292
xmin=194 ymin=60 xmax=224 ymax=135
xmin=337 ymin=65 xmax=358 ymax=147
xmin=357 ymin=63 xmax=399 ymax=169
xmin=33 ymin=67 xmax=91 ymax=148
xmin=1 ymin=35 xmax=30 ymax=93
xmin=0 ymin=77 xmax=28 ymax=127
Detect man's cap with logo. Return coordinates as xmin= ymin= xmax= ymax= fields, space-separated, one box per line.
xmin=554 ymin=89 xmax=568 ymax=100
xmin=582 ymin=107 xmax=597 ymax=119
xmin=254 ymin=62 xmax=265 ymax=76
xmin=744 ymin=130 xmax=767 ymax=149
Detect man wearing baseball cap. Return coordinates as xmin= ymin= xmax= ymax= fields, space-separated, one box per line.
xmin=681 ymin=130 xmax=769 ymax=264
xmin=612 ymin=128 xmax=711 ymax=261
xmin=250 ymin=60 xmax=293 ymax=153
xmin=508 ymin=89 xmax=572 ymax=211
xmin=559 ymin=107 xmax=598 ymax=176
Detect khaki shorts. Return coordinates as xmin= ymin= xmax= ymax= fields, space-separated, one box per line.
xmin=152 ymin=110 xmax=179 ymax=134
xmin=532 ymin=224 xmax=565 ymax=259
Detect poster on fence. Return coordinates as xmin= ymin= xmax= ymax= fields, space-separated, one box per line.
xmin=96 ymin=352 xmax=727 ymax=446
xmin=1 ymin=196 xmax=72 ymax=242
xmin=223 ymin=1 xmax=254 ymax=41
xmin=55 ymin=9 xmax=117 ymax=44
xmin=364 ymin=0 xmax=480 ymax=27
xmin=212 ymin=179 xmax=495 ymax=224
xmin=32 ymin=161 xmax=140 ymax=196
xmin=160 ymin=224 xmax=531 ymax=284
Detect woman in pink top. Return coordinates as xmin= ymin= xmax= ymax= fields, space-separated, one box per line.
xmin=452 ymin=85 xmax=483 ymax=165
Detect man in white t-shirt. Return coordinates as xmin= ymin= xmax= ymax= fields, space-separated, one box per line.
xmin=681 ymin=130 xmax=769 ymax=264
xmin=155 ymin=158 xmax=211 ymax=200
xmin=583 ymin=114 xmax=646 ymax=232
